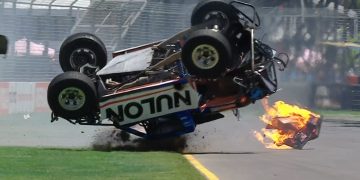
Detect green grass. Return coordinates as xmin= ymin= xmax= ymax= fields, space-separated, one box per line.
xmin=0 ymin=147 xmax=204 ymax=180
xmin=314 ymin=109 xmax=360 ymax=118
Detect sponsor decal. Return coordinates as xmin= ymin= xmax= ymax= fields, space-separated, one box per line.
xmin=100 ymin=83 xmax=199 ymax=125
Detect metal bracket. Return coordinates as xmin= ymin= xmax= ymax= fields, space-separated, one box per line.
xmin=50 ymin=112 xmax=59 ymax=123
xmin=233 ymin=77 xmax=247 ymax=88
xmin=232 ymin=108 xmax=241 ymax=121
xmin=79 ymin=63 xmax=100 ymax=74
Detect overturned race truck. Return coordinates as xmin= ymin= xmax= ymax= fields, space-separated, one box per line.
xmin=47 ymin=0 xmax=289 ymax=139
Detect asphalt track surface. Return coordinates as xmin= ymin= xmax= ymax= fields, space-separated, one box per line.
xmin=1 ymin=105 xmax=359 ymax=180
xmin=190 ymin=111 xmax=360 ymax=180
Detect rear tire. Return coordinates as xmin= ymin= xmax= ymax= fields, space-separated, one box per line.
xmin=181 ymin=29 xmax=232 ymax=78
xmin=48 ymin=71 xmax=98 ymax=119
xmin=191 ymin=0 xmax=239 ymax=31
xmin=59 ymin=33 xmax=107 ymax=76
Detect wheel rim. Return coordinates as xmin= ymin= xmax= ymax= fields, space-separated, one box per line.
xmin=203 ymin=11 xmax=230 ymax=30
xmin=70 ymin=48 xmax=97 ymax=70
xmin=58 ymin=87 xmax=86 ymax=111
xmin=191 ymin=44 xmax=220 ymax=70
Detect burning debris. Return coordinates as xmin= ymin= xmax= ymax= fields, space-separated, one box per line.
xmin=254 ymin=98 xmax=322 ymax=150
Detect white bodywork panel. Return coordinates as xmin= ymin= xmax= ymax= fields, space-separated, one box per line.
xmin=97 ymin=47 xmax=154 ymax=75
xmin=99 ymin=82 xmax=199 ymax=126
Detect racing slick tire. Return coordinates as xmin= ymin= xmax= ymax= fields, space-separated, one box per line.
xmin=191 ymin=0 xmax=239 ymax=31
xmin=181 ymin=29 xmax=232 ymax=78
xmin=59 ymin=33 xmax=107 ymax=76
xmin=0 ymin=35 xmax=8 ymax=55
xmin=47 ymin=71 xmax=98 ymax=119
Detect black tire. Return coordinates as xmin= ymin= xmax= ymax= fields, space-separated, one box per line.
xmin=181 ymin=29 xmax=232 ymax=78
xmin=191 ymin=0 xmax=239 ymax=31
xmin=48 ymin=71 xmax=98 ymax=119
xmin=0 ymin=35 xmax=8 ymax=55
xmin=59 ymin=33 xmax=107 ymax=74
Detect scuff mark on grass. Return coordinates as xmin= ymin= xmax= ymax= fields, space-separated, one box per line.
xmin=92 ymin=129 xmax=188 ymax=152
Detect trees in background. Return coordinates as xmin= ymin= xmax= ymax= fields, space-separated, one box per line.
xmin=259 ymin=0 xmax=360 ymax=83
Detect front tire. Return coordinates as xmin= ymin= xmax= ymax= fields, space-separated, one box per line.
xmin=47 ymin=71 xmax=98 ymax=119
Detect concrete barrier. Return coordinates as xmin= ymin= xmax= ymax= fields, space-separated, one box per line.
xmin=0 ymin=82 xmax=50 ymax=116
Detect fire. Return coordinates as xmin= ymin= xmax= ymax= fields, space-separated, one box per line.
xmin=254 ymin=130 xmax=292 ymax=149
xmin=254 ymin=98 xmax=322 ymax=150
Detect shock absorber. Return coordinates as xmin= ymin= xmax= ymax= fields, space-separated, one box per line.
xmin=176 ymin=59 xmax=187 ymax=78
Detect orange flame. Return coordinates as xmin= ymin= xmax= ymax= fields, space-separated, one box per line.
xmin=255 ymin=98 xmax=320 ymax=149
xmin=253 ymin=130 xmax=292 ymax=149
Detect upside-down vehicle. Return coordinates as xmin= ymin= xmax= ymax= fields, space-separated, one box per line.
xmin=47 ymin=0 xmax=289 ymax=139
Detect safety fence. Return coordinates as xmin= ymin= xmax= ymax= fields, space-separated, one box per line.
xmin=0 ymin=0 xmax=196 ymax=82
xmin=1 ymin=1 xmax=359 ymax=82
xmin=1 ymin=0 xmax=360 ymax=112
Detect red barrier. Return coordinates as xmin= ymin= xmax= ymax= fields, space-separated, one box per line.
xmin=0 ymin=82 xmax=50 ymax=116
xmin=35 ymin=82 xmax=50 ymax=112
xmin=0 ymin=82 xmax=9 ymax=115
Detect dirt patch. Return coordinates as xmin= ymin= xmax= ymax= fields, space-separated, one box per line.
xmin=92 ymin=129 xmax=188 ymax=152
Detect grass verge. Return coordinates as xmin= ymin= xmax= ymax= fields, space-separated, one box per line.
xmin=0 ymin=147 xmax=205 ymax=180
xmin=315 ymin=109 xmax=360 ymax=116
